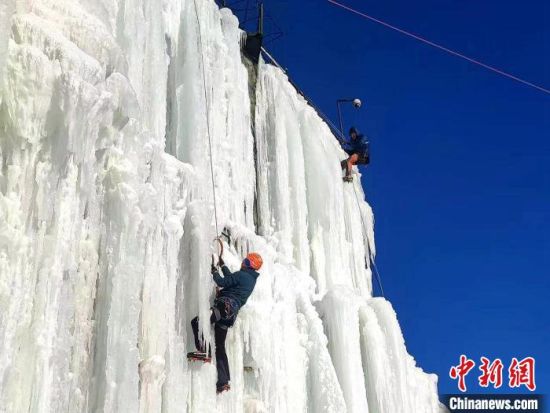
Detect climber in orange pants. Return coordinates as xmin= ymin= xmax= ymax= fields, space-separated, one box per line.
xmin=340 ymin=127 xmax=370 ymax=182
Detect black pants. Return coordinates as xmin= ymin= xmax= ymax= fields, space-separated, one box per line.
xmin=191 ymin=312 xmax=230 ymax=388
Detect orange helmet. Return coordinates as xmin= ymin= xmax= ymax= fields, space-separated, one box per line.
xmin=243 ymin=253 xmax=263 ymax=271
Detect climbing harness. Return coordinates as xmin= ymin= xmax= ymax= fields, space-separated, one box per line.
xmin=192 ymin=0 xmax=221 ymax=237
xmin=350 ymin=180 xmax=386 ymax=298
xmin=211 ymin=296 xmax=239 ymax=329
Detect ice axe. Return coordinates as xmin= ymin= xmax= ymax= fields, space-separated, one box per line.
xmin=211 ymin=237 xmax=224 ymax=268
xmin=211 ymin=237 xmax=224 ymax=296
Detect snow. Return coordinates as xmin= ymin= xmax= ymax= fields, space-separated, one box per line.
xmin=0 ymin=0 xmax=446 ymax=412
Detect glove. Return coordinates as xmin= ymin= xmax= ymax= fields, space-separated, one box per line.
xmin=211 ymin=264 xmax=217 ymax=274
xmin=218 ymin=256 xmax=225 ymax=267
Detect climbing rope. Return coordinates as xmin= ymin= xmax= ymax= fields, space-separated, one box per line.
xmin=351 ymin=179 xmax=386 ymax=298
xmin=370 ymin=258 xmax=385 ymax=298
xmin=260 ymin=47 xmax=346 ymax=142
xmin=262 ymin=46 xmax=382 ymax=295
xmin=193 ymin=0 xmax=220 ymax=236
xmin=328 ymin=0 xmax=550 ymax=96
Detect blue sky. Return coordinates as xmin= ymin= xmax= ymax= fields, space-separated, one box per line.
xmin=235 ymin=0 xmax=549 ymax=395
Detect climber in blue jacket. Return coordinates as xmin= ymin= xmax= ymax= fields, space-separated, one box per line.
xmin=340 ymin=126 xmax=370 ymax=182
xmin=189 ymin=253 xmax=263 ymax=394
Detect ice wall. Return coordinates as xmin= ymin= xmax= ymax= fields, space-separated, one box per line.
xmin=0 ymin=0 xmax=445 ymax=412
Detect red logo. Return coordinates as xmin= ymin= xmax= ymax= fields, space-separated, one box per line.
xmin=478 ymin=357 xmax=504 ymax=389
xmin=450 ymin=356 xmax=536 ymax=392
xmin=509 ymin=357 xmax=536 ymax=391
xmin=449 ymin=355 xmax=476 ymax=392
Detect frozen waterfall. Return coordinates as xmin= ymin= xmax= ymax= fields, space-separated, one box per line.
xmin=0 ymin=0 xmax=445 ymax=412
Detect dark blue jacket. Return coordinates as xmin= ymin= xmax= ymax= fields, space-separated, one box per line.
xmin=342 ymin=131 xmax=369 ymax=157
xmin=213 ymin=265 xmax=259 ymax=308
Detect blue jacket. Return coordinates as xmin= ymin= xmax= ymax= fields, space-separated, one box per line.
xmin=341 ymin=132 xmax=369 ymax=156
xmin=213 ymin=265 xmax=259 ymax=308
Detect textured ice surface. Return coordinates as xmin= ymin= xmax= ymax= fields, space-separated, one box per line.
xmin=0 ymin=0 xmax=445 ymax=412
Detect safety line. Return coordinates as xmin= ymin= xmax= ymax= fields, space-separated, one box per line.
xmin=351 ymin=180 xmax=386 ymax=297
xmin=370 ymin=258 xmax=386 ymax=298
xmin=260 ymin=47 xmax=347 ymax=141
xmin=263 ymin=44 xmax=385 ymax=294
xmin=328 ymin=0 xmax=550 ymax=95
xmin=193 ymin=0 xmax=220 ymax=236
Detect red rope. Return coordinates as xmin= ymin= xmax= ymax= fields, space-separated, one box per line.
xmin=328 ymin=0 xmax=550 ymax=95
